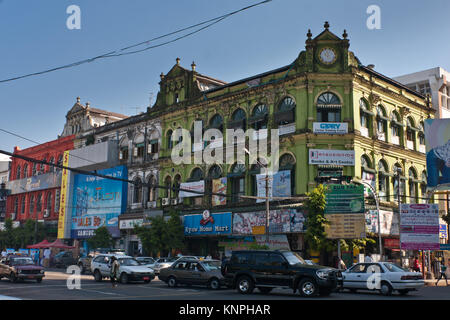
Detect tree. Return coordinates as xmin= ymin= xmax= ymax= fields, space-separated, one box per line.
xmin=87 ymin=226 xmax=113 ymax=249
xmin=166 ymin=210 xmax=185 ymax=254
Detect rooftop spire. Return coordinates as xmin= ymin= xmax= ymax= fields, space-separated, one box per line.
xmin=324 ymin=21 xmax=330 ymax=30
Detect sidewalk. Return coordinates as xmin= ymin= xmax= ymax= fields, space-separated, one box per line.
xmin=424 ymin=280 xmax=449 ymax=287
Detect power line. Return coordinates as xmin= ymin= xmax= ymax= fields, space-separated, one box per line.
xmin=0 ymin=0 xmax=272 ymax=84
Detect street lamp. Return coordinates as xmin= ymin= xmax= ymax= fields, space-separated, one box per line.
xmin=244 ymin=148 xmax=271 ymax=245
xmin=352 ymin=178 xmax=383 ymax=259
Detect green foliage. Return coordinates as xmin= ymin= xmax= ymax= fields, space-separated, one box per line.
xmin=86 ymin=226 xmax=113 ymax=249
xmin=248 ymin=242 xmax=269 ymax=250
xmin=134 ymin=209 xmax=184 ymax=256
xmin=0 ymin=218 xmax=46 ymax=249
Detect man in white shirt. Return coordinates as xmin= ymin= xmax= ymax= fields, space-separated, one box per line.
xmin=364 ymin=254 xmax=373 ymax=263
xmin=43 ymin=248 xmax=51 ymax=268
xmin=1 ymin=250 xmax=7 ymax=258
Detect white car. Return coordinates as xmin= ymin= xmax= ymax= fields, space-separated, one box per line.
xmin=342 ymin=262 xmax=424 ymax=296
xmin=152 ymin=257 xmax=179 ymax=275
xmin=90 ymin=254 xmax=155 ymax=284
xmin=136 ymin=257 xmax=157 ymax=269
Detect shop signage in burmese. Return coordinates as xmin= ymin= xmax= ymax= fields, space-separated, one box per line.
xmin=313 ymin=122 xmax=348 ymax=134
xmin=325 ymin=185 xmax=365 ymax=214
xmin=309 ymin=149 xmax=355 ymax=166
xmin=400 ymin=203 xmax=440 ymax=250
xmin=119 ymin=219 xmax=144 ymax=230
xmin=184 ymin=211 xmax=232 ymax=236
xmin=179 ymin=181 xmax=205 ymax=198
xmin=324 ymin=214 xmax=366 ymax=239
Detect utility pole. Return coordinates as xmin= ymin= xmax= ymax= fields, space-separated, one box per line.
xmin=265 ymin=168 xmax=270 ymax=245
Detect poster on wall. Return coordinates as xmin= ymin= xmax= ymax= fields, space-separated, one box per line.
xmin=256 ymin=170 xmax=291 ymax=203
xmin=233 ymin=212 xmax=266 ymax=235
xmin=424 ymin=119 xmax=450 ymax=191
xmin=212 ymin=178 xmax=227 ymax=206
xmin=70 ymin=165 xmax=128 ymax=239
xmin=179 ymin=181 xmax=205 ymax=198
xmin=400 ymin=203 xmax=440 ymax=250
xmin=254 ymin=235 xmax=290 ymax=250
xmin=309 ymin=149 xmax=355 ymax=166
xmin=366 ymin=210 xmax=399 ymax=236
xmin=325 ymin=213 xmax=366 ymax=239
xmin=184 ymin=211 xmax=232 ymax=236
xmin=325 ymin=184 xmax=365 ymax=214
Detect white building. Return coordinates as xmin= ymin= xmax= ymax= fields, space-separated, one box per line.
xmin=394 ymin=67 xmax=450 ymax=118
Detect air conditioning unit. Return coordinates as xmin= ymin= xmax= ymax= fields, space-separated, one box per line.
xmin=43 ymin=209 xmax=50 ymax=218
xmin=171 ymin=199 xmax=178 ymax=205
xmin=133 ymin=147 xmax=138 ymax=157
xmin=161 ymin=198 xmax=170 ymax=206
xmin=147 ymin=201 xmax=157 ymax=209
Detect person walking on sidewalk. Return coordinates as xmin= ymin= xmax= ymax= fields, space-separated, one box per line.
xmin=110 ymin=256 xmax=120 ymax=288
xmin=435 ymin=261 xmax=448 ymax=286
xmin=412 ymin=256 xmax=421 ymax=273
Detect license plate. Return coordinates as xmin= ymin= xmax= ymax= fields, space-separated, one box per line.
xmin=143 ymin=277 xmax=149 ymax=281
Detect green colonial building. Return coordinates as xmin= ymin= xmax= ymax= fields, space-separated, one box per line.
xmin=147 ymin=22 xmax=434 ymax=261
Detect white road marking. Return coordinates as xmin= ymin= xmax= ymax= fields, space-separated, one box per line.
xmin=0 ymin=294 xmax=21 ymax=300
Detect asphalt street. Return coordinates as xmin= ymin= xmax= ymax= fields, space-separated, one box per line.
xmin=0 ymin=270 xmax=449 ymax=300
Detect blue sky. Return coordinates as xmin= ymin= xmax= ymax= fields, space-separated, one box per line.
xmin=1 ymin=0 xmax=449 ymax=154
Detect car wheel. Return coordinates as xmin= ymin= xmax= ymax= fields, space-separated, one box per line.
xmin=120 ymin=273 xmax=129 ymax=284
xmin=379 ymin=282 xmax=393 ymax=296
xmin=398 ymin=289 xmax=409 ymax=296
xmin=10 ymin=273 xmax=17 ymax=283
xmin=167 ymin=276 xmax=177 ymax=288
xmin=208 ymin=278 xmax=220 ymax=290
xmin=36 ymin=278 xmax=42 ymax=283
xmin=94 ymin=270 xmax=102 ymax=282
xmin=258 ymin=287 xmax=273 ymax=294
xmin=298 ymin=278 xmax=318 ymax=297
xmin=236 ymin=276 xmax=254 ymax=294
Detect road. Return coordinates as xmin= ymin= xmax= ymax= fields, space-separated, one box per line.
xmin=0 ymin=270 xmax=449 ymax=300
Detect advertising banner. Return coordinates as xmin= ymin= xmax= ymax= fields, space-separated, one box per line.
xmin=184 ymin=211 xmax=232 ymax=236
xmin=400 ymin=203 xmax=440 ymax=250
xmin=179 ymin=181 xmax=205 ymax=198
xmin=18 ymin=249 xmax=29 ymax=255
xmin=424 ymin=119 xmax=450 ymax=190
xmin=57 ymin=150 xmax=70 ymax=239
xmin=309 ymin=149 xmax=355 ymax=166
xmin=70 ymin=165 xmax=128 ymax=239
xmin=254 ymin=234 xmax=290 ymax=250
xmin=313 ymin=122 xmax=348 ymax=134
xmin=256 ymin=170 xmax=291 ymax=203
xmin=212 ymin=178 xmax=227 ymax=206
xmin=384 ymin=238 xmax=400 ymax=249
xmin=119 ymin=219 xmax=144 ymax=230
xmin=6 ymin=248 xmax=15 ymax=254
xmin=440 ymin=224 xmax=448 ymax=239
xmin=325 ymin=213 xmax=366 ymax=239
xmin=8 ymin=171 xmax=62 ymax=195
xmin=325 ymin=184 xmax=365 ymax=214
xmin=233 ymin=209 xmax=306 ymax=235
xmin=362 ymin=171 xmax=376 ymax=197
xmin=366 ymin=210 xmax=399 ymax=236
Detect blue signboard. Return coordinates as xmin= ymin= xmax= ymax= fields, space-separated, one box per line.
xmin=184 ymin=212 xmax=232 ymax=236
xmin=71 ymin=166 xmax=127 ymax=239
xmin=440 ymin=224 xmax=448 ymax=239
xmin=440 ymin=244 xmax=450 ymax=251
xmin=18 ymin=249 xmax=29 ymax=256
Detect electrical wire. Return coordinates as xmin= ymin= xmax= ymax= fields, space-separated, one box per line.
xmin=0 ymin=0 xmax=272 ymax=84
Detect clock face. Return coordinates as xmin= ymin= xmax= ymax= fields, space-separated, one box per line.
xmin=319 ymin=48 xmax=337 ymax=65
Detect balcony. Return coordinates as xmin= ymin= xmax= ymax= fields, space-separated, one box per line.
xmin=360 ymin=127 xmax=369 ymax=138
xmin=391 ymin=136 xmax=400 ymax=145
xmin=419 ymin=144 xmax=426 ymax=153
xmin=406 ymin=140 xmax=414 ymax=150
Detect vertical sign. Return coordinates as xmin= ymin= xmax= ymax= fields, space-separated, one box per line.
xmin=400 ymin=203 xmax=440 ymax=250
xmin=57 ymin=151 xmax=70 ymax=239
xmin=212 ymin=178 xmax=227 ymax=206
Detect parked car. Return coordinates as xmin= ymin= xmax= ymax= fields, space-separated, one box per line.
xmin=221 ymin=250 xmax=342 ymax=297
xmin=136 ymin=257 xmax=156 ymax=268
xmin=159 ymin=258 xmax=224 ymax=290
xmin=341 ymin=262 xmax=424 ymax=296
xmin=90 ymin=254 xmax=155 ymax=284
xmin=53 ymin=251 xmax=78 ymax=268
xmin=153 ymin=257 xmax=178 ymax=275
xmin=0 ymin=255 xmax=45 ymax=283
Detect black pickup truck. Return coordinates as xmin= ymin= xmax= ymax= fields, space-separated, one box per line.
xmin=221 ymin=250 xmax=342 ymax=297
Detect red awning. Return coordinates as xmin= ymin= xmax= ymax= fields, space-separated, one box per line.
xmin=27 ymin=239 xmax=51 ymax=249
xmin=47 ymin=239 xmax=75 ymax=249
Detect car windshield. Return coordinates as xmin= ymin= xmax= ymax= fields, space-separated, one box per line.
xmin=282 ymin=251 xmax=306 ymax=265
xmin=11 ymin=257 xmax=35 ymax=265
xmin=118 ymin=258 xmax=140 ymax=266
xmin=383 ymin=262 xmax=408 ymax=272
xmin=138 ymin=258 xmax=154 ymax=264
xmin=201 ymin=261 xmax=221 ymax=271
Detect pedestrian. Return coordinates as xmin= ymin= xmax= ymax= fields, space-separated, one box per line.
xmin=435 ymin=259 xmax=448 ymax=286
xmin=364 ymin=253 xmax=373 ymax=263
xmin=1 ymin=249 xmax=6 ymax=259
xmin=43 ymin=247 xmax=51 ymax=268
xmin=338 ymin=257 xmax=347 ymax=270
xmin=110 ymin=256 xmax=120 ymax=288
xmin=413 ymin=256 xmax=421 ymax=273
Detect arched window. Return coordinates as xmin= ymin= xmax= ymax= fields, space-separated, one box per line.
xmin=173 ymin=174 xmax=182 ymax=199
xmin=392 ymin=163 xmax=405 ymax=203
xmin=166 ymin=130 xmax=174 ymax=150
xmin=23 ymin=163 xmax=28 ymax=178
xmin=189 ymin=168 xmax=204 ymax=182
xmin=275 ymin=97 xmax=296 ymax=126
xmin=378 ymin=160 xmax=389 ymax=201
xmin=48 ymin=157 xmax=55 ymax=173
xmin=147 ymin=175 xmax=157 ymax=203
xmin=406 ymin=117 xmax=417 ymax=150
xmin=20 ymin=196 xmax=26 ymax=215
xmin=229 ymin=163 xmax=246 ymax=203
xmin=249 ymin=158 xmax=267 ymax=196
xmin=279 ymin=154 xmax=296 ymax=195
xmin=359 ymin=99 xmax=373 ymax=137
xmin=207 ymin=165 xmax=223 ymax=204
xmin=133 ymin=177 xmax=142 ymax=204
xmin=39 ymin=158 xmax=46 ymax=174
xmin=250 ymin=104 xmax=268 ymax=130
xmin=46 ymin=193 xmax=52 ymax=212
xmin=209 ymin=114 xmax=223 ymax=131
xmin=16 ymin=165 xmax=21 ymax=180
xmin=119 ymin=138 xmax=129 ymax=161
xmin=164 ymin=176 xmax=172 ymax=199
xmin=56 ymin=155 xmax=63 ymax=172
xmin=36 ymin=193 xmax=42 ymax=214
xmin=29 ymin=195 xmax=35 ymax=216
xmin=418 ymin=121 xmax=425 ymax=152
xmin=13 ymin=197 xmax=18 ymax=215
xmin=408 ymin=168 xmax=418 ymax=203
xmin=361 ymin=155 xmax=375 ymax=189
xmin=421 ymin=171 xmax=427 ymax=203
xmin=228 ymin=108 xmax=246 ymax=130
xmin=317 ymin=92 xmax=341 ymax=123
xmin=376 ymin=105 xmax=388 ymax=141
xmin=134 ymin=134 xmax=145 ymax=158
xmin=390 ymin=112 xmax=403 ymax=145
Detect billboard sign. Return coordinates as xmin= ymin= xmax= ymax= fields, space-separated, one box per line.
xmin=325 ymin=213 xmax=366 ymax=239
xmin=313 ymin=122 xmax=348 ymax=135
xmin=70 ymin=165 xmax=128 ymax=239
xmin=256 ymin=170 xmax=291 ymax=203
xmin=57 ymin=151 xmax=70 ymax=239
xmin=212 ymin=178 xmax=227 ymax=206
xmin=424 ymin=119 xmax=450 ymax=190
xmin=309 ymin=149 xmax=355 ymax=166
xmin=179 ymin=181 xmax=205 ymax=198
xmin=366 ymin=210 xmax=399 ymax=236
xmin=184 ymin=211 xmax=232 ymax=236
xmin=8 ymin=172 xmax=62 ymax=195
xmin=400 ymin=203 xmax=440 ymax=250
xmin=440 ymin=224 xmax=448 ymax=239
xmin=325 ymin=184 xmax=365 ymax=214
